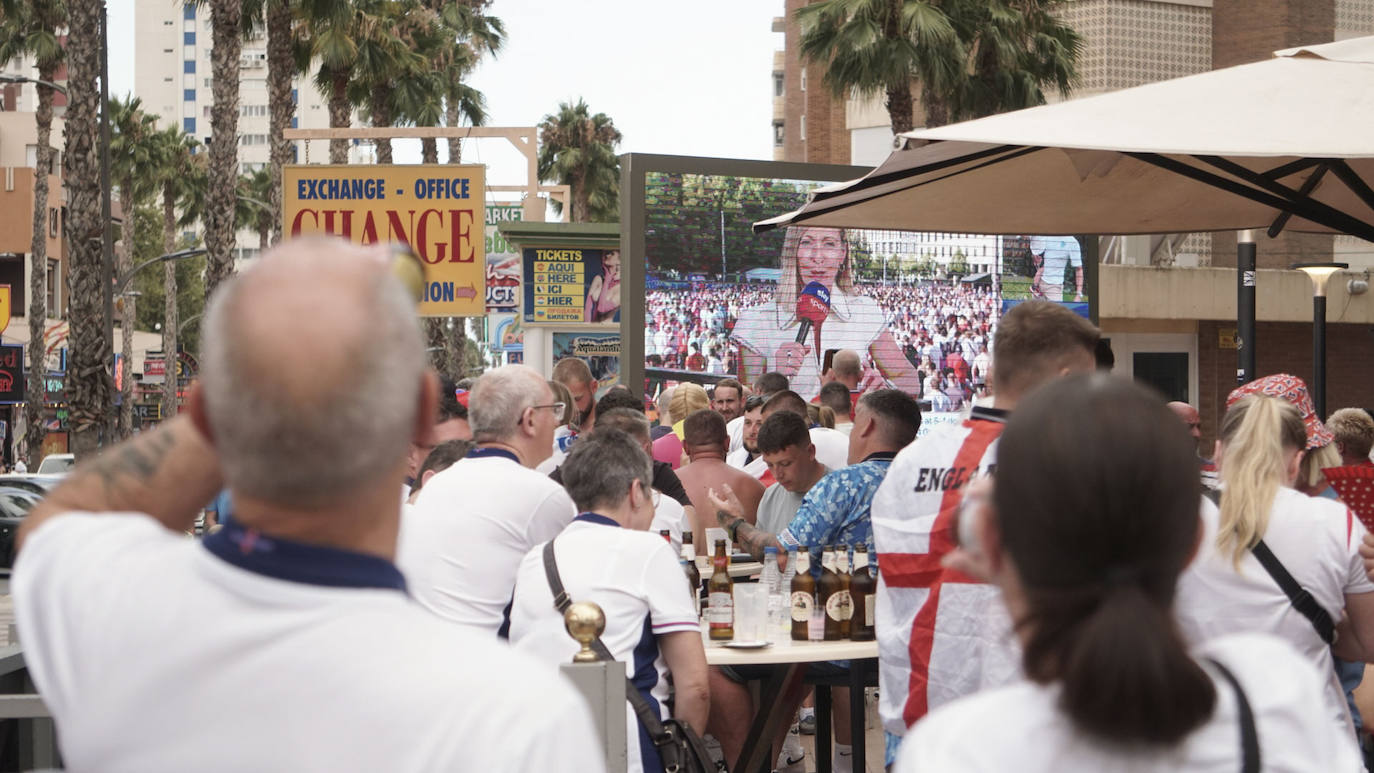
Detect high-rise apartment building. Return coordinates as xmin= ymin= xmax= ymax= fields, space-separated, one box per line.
xmin=133 ymin=3 xmax=369 ymax=260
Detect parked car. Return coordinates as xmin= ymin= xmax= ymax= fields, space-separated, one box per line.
xmin=0 ymin=487 xmax=45 ymax=570
xmin=35 ymin=453 xmax=74 ymax=476
xmin=0 ymin=476 xmax=61 ymax=497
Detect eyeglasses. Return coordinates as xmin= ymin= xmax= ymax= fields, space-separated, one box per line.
xmin=530 ymin=402 xmax=567 ymax=421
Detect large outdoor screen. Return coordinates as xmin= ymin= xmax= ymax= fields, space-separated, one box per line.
xmin=620 ymin=155 xmax=1094 ymax=417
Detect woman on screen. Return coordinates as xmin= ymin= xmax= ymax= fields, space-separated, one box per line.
xmin=584 ymin=249 xmax=622 ymax=323
xmin=730 ymin=226 xmax=920 ymax=399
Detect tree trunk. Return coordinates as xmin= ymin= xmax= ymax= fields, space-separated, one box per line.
xmin=922 ymin=85 xmax=950 ymax=129
xmin=266 ymin=0 xmax=294 ymax=245
xmin=329 ymin=70 xmax=351 ymax=164
xmin=886 ymin=81 xmax=915 ymax=135
xmin=447 ymin=319 xmax=467 ymax=380
xmin=259 ymin=225 xmax=270 ymax=251
xmin=572 ymin=169 xmax=588 ymax=223
xmin=424 ymin=318 xmax=454 ymax=381
xmin=117 ymin=185 xmax=134 ymax=439
xmin=421 ymin=138 xmax=438 ymax=164
xmin=162 ymin=187 xmax=178 ymax=421
xmin=25 ymin=76 xmax=54 ymax=466
xmin=64 ymin=0 xmax=112 ymax=459
xmin=444 ymin=98 xmax=461 ymax=162
xmin=371 ymin=84 xmax=393 ymax=164
xmin=205 ymin=0 xmax=243 ymax=303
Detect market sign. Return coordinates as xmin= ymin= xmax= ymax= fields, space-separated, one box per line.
xmin=282 ymin=164 xmax=486 ymax=317
xmin=485 ymin=203 xmax=522 ymax=313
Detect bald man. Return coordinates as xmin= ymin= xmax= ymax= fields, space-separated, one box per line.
xmin=11 ymin=238 xmax=600 ymax=771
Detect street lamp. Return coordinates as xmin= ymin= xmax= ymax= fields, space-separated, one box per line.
xmin=1292 ymin=261 xmax=1348 ymax=419
xmin=115 ymin=248 xmax=207 ymax=296
xmin=0 ymin=73 xmax=68 ymax=95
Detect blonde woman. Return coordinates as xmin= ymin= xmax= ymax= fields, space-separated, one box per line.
xmin=1174 ymin=394 xmax=1374 ymax=736
xmin=651 ymin=383 xmax=708 ymax=470
xmin=731 ymin=226 xmax=920 ymax=400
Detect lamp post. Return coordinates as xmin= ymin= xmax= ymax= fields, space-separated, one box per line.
xmin=115 ymin=248 xmax=207 ymax=297
xmin=1292 ymin=262 xmax=1348 ymax=419
xmin=112 ymin=248 xmax=205 ymax=429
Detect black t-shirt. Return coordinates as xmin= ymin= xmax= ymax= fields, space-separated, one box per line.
xmin=549 ymin=459 xmax=690 ymax=507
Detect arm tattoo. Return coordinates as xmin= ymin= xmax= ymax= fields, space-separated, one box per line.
xmin=89 ymin=429 xmax=177 ymax=502
xmin=731 ymin=519 xmax=782 ymax=562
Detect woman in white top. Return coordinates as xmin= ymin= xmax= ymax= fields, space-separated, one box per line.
xmin=730 ymin=226 xmax=921 ymax=399
xmin=898 ymin=375 xmax=1360 ymax=772
xmin=1175 ymin=394 xmax=1374 ymax=735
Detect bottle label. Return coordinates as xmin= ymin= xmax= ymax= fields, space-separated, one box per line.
xmin=837 ymin=555 xmax=849 ymax=574
xmin=826 ymin=590 xmax=852 ymax=622
xmin=682 ymin=545 xmax=696 ymax=562
xmin=790 ymin=591 xmax=813 ymax=622
xmin=865 ymin=594 xmax=875 ymax=627
xmin=853 ymin=553 xmax=868 ymax=571
xmin=708 ymin=593 xmax=733 ymax=627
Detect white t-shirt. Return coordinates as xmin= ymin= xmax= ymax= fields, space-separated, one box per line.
xmin=504 ymin=515 xmax=700 ymax=773
xmin=727 ymin=415 xmax=745 ymax=454
xmin=398 ymin=449 xmax=576 ymax=633
xmin=14 ymin=514 xmax=604 ymax=773
xmin=809 ymin=426 xmax=850 ymax=471
xmin=1175 ymin=488 xmax=1374 ymax=731
xmin=730 ymin=290 xmax=887 ymax=401
xmin=896 ymin=633 xmax=1361 ymax=773
xmin=651 ymin=492 xmax=689 ymax=555
xmin=1028 ymin=235 xmax=1083 ymax=287
xmin=726 ymin=446 xmax=769 ymax=479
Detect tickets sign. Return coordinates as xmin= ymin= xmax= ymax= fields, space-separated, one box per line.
xmin=283 ymin=165 xmax=486 ymax=317
xmin=522 ymin=247 xmax=621 ymax=326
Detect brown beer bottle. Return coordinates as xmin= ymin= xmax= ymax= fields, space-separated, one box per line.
xmin=681 ymin=556 xmax=701 ymax=617
xmin=819 ymin=546 xmax=843 ymax=641
xmin=708 ymin=540 xmax=734 ymax=640
xmin=681 ymin=532 xmax=696 ymax=562
xmin=835 ymin=545 xmax=853 ymax=639
xmin=850 ymin=545 xmax=876 ymax=642
xmin=789 ymin=547 xmax=814 ymax=641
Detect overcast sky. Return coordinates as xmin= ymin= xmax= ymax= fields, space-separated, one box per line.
xmin=108 ymin=0 xmax=782 ymax=186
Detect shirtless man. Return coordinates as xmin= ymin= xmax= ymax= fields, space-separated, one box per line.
xmin=675 ymin=409 xmax=764 ymax=551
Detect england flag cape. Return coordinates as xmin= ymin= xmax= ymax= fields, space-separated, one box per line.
xmin=870 ymin=405 xmax=1021 ymax=737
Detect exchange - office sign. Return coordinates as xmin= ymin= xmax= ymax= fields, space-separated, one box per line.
xmin=283 ymin=165 xmax=487 ymax=317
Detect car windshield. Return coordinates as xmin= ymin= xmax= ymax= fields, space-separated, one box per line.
xmin=0 ymin=491 xmax=38 ymax=516
xmin=37 ymin=456 xmax=73 ymax=474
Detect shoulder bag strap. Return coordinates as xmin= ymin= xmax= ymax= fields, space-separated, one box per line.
xmin=1250 ymin=539 xmax=1336 ymax=645
xmin=1205 ymin=658 xmax=1261 ymax=773
xmin=540 ymin=540 xmax=676 ymax=745
xmin=1203 ymin=490 xmax=1335 ymax=645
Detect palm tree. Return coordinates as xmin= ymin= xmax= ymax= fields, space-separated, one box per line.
xmin=109 ymin=96 xmax=160 ymax=438
xmin=796 ymin=0 xmax=962 ymax=134
xmin=205 ymin=0 xmax=244 ymax=303
xmin=0 ymin=0 xmax=65 ymax=463
xmin=796 ymin=0 xmax=1080 ymax=131
xmin=536 ymin=99 xmax=622 ymax=224
xmin=61 ymin=0 xmax=111 ymax=457
xmin=152 ymin=128 xmax=203 ymax=421
xmin=428 ymin=0 xmax=503 ymax=163
xmin=237 ymin=167 xmax=275 ymax=250
xmin=303 ymin=0 xmax=418 ymax=164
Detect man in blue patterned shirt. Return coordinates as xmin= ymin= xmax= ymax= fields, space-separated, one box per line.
xmin=708 ymin=388 xmax=921 ymax=773
xmin=710 ymin=389 xmax=921 ymax=567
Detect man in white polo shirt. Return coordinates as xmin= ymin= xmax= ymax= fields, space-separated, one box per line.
xmin=12 ymin=240 xmax=602 ymax=772
xmin=398 ymin=364 xmax=576 ymax=633
xmin=504 ymin=429 xmax=708 ymax=773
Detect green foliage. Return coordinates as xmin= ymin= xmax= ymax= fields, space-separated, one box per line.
xmin=948 ymin=250 xmax=969 ymax=277
xmin=537 ymin=99 xmax=621 ymax=223
xmin=643 ymin=173 xmax=812 ymax=277
xmin=128 ymin=205 xmax=208 ymax=353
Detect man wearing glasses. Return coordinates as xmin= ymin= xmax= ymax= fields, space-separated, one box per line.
xmin=398 ymin=365 xmax=577 ymax=634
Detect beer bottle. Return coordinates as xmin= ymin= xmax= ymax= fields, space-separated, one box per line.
xmin=789 ymin=547 xmax=814 ymax=641
xmin=708 ymin=540 xmax=734 ymax=640
xmin=681 ymin=532 xmax=696 ymax=562
xmin=819 ymin=546 xmax=843 ymax=641
xmin=850 ymin=544 xmax=876 ymax=642
xmin=835 ymin=545 xmax=853 ymax=639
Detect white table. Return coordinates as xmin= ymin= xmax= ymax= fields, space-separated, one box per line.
xmin=700 ymin=625 xmax=878 ymax=773
xmin=699 ymin=561 xmax=762 ymax=581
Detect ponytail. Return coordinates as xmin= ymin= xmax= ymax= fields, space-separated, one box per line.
xmin=1216 ymin=396 xmax=1305 ymax=567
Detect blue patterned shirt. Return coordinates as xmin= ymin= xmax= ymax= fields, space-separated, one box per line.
xmin=779 ymin=452 xmax=895 ymax=569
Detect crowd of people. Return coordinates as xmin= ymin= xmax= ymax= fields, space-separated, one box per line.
xmin=647 ymin=271 xmax=1000 ymax=411
xmin=11 ymin=236 xmax=1374 ymax=773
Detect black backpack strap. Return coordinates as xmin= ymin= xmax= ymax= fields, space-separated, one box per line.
xmin=1203 ymin=490 xmax=1336 ymax=645
xmin=1205 ymin=658 xmax=1260 ymax=773
xmin=1251 ymin=539 xmax=1336 ymax=645
xmin=540 ymin=540 xmax=679 ymax=752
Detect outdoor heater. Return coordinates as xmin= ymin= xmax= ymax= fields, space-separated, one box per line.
xmin=1292 ymin=262 xmax=1347 ymax=419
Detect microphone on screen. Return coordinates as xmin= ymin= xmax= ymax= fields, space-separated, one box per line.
xmin=795 ymin=281 xmax=831 ymax=360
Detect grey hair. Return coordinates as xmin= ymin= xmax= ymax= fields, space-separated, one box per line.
xmin=199 ymin=263 xmax=424 ymax=506
xmin=469 ymin=365 xmax=549 ymax=441
xmin=560 ymin=428 xmax=653 ymax=513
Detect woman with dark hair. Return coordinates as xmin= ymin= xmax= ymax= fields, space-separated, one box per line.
xmin=897 ymin=375 xmax=1358 ymax=771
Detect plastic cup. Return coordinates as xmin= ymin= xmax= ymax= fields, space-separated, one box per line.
xmin=733 ymin=585 xmax=767 ymax=642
